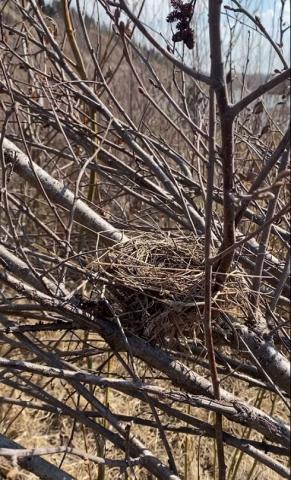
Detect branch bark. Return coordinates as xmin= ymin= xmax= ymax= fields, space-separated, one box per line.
xmin=2 ymin=138 xmax=126 ymax=246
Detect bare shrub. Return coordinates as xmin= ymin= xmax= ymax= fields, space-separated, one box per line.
xmin=0 ymin=1 xmax=290 ymax=479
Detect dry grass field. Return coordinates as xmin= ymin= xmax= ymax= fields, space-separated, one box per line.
xmin=0 ymin=349 xmax=289 ymax=480
xmin=0 ymin=1 xmax=290 ymax=479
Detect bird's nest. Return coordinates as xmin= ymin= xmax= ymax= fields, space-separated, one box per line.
xmin=88 ymin=232 xmax=248 ymax=344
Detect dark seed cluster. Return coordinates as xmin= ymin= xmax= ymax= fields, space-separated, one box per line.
xmin=166 ymin=0 xmax=194 ymax=50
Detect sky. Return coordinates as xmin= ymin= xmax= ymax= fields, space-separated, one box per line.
xmin=73 ymin=0 xmax=290 ymax=74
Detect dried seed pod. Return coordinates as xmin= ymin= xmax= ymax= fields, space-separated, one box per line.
xmin=172 ymin=27 xmax=194 ymax=49
xmin=167 ymin=0 xmax=195 ymax=49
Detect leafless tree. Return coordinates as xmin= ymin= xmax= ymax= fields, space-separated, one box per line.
xmin=0 ymin=1 xmax=290 ymax=479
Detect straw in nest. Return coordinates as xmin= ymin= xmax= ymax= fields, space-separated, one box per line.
xmin=88 ymin=232 xmax=248 ymax=344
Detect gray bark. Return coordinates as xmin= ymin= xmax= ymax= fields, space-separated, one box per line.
xmin=239 ymin=326 xmax=290 ymax=394
xmin=2 ymin=138 xmax=127 ymax=246
xmin=0 ymin=433 xmax=75 ymax=480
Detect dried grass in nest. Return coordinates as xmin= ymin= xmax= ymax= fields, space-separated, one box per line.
xmin=89 ymin=232 xmax=248 ymax=343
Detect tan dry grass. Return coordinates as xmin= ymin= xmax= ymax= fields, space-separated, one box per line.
xmin=1 ymin=364 xmax=289 ymax=480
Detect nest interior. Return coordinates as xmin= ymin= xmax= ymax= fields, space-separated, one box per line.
xmin=87 ymin=233 xmax=247 ymax=343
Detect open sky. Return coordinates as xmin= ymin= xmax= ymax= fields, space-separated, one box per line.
xmin=74 ymin=0 xmax=290 ymax=74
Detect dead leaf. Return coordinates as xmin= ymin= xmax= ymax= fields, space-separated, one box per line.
xmin=253 ymin=100 xmax=264 ymax=114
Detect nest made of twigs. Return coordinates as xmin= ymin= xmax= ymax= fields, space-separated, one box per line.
xmin=88 ymin=232 xmax=248 ymax=343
